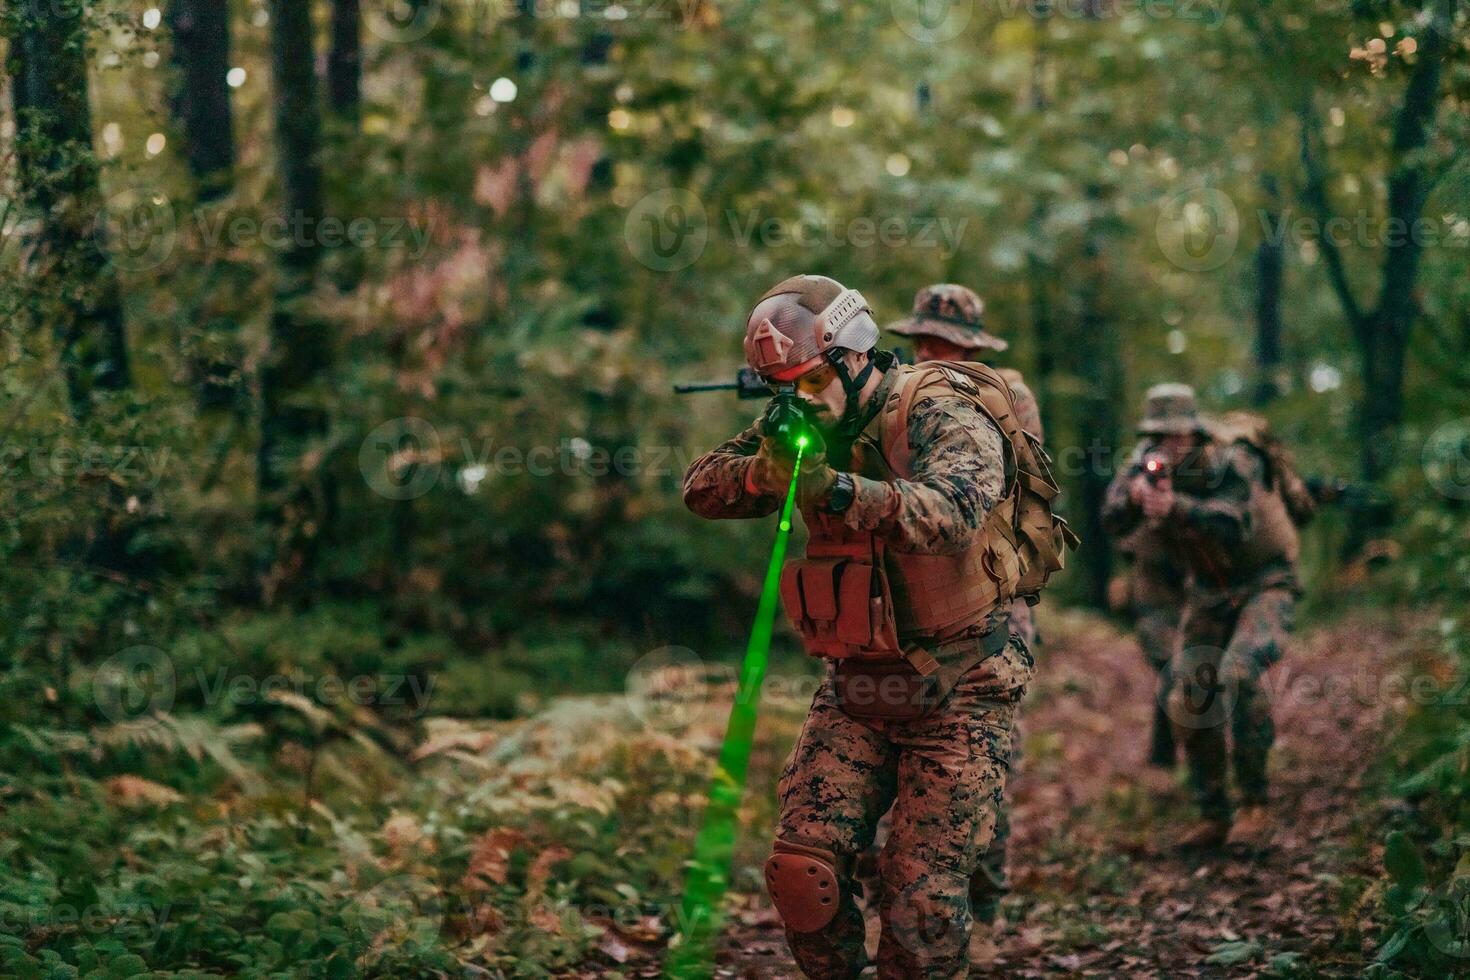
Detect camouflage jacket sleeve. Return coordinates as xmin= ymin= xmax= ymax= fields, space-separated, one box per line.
xmin=681 ymin=420 xmax=782 ymax=520
xmin=1171 ymin=443 xmax=1257 ymax=546
xmin=842 ymin=395 xmax=1006 ymax=555
xmin=1101 ymin=442 xmax=1148 ymax=538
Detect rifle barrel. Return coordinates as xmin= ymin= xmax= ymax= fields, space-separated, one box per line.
xmin=674 ymin=381 xmax=740 ymax=394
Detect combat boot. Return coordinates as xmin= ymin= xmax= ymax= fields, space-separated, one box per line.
xmin=1175 ymin=818 xmax=1230 ymax=850
xmin=1226 ymin=805 xmax=1273 ymax=849
xmin=1148 ymin=704 xmax=1177 ymax=768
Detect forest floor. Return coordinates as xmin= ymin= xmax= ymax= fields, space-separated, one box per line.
xmin=676 ymin=608 xmax=1427 ymax=979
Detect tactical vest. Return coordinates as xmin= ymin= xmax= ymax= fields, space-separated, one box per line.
xmin=779 ymin=363 xmax=1077 ymax=665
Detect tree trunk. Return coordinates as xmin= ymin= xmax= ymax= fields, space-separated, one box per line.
xmin=1358 ymin=322 xmax=1409 ymax=486
xmin=258 ymin=0 xmax=331 ymax=600
xmin=327 ymin=0 xmax=361 ymax=119
xmin=1027 ymin=227 xmax=1057 ymax=440
xmin=7 ymin=0 xmax=130 ymax=413
xmin=167 ymin=0 xmax=235 ymax=198
xmin=1252 ymin=174 xmax=1285 ymax=406
xmin=1067 ymin=186 xmax=1124 ymax=608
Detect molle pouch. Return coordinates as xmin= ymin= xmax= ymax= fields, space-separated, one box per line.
xmin=779 ymin=555 xmax=901 ymax=660
xmin=833 ymin=658 xmax=939 ymax=722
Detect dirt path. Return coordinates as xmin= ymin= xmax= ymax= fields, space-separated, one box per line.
xmin=706 ymin=609 xmax=1422 ymax=978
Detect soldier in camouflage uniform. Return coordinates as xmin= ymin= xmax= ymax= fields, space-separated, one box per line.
xmin=684 ymin=275 xmax=1065 ymax=978
xmin=1102 ymin=384 xmax=1305 ymax=849
xmin=886 ymin=284 xmax=1044 ymax=928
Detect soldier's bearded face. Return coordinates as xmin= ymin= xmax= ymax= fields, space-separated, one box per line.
xmin=793 ymin=351 xmax=868 ymax=429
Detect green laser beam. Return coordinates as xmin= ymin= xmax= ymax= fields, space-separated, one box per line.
xmin=664 ymin=443 xmax=805 ymax=980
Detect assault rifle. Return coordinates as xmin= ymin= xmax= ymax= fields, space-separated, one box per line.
xmin=673 ymin=367 xmax=770 ymax=400
xmin=1306 ymin=476 xmax=1393 ymax=525
xmin=760 ymin=385 xmax=821 ymax=457
xmin=1306 ymin=476 xmax=1378 ymax=507
xmin=673 ymin=349 xmax=912 ymax=402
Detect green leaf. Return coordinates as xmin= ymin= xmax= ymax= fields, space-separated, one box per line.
xmin=1267 ymin=950 xmax=1303 ymax=976
xmin=105 ymin=953 xmax=148 ymax=978
xmin=1384 ymin=831 xmax=1427 ymax=890
xmin=1205 ymin=940 xmax=1262 ymax=965
xmin=1375 ymin=928 xmax=1413 ymax=963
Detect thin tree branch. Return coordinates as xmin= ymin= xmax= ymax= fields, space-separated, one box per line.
xmin=1296 ymin=102 xmax=1369 ymax=341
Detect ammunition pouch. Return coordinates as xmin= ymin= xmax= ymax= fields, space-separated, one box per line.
xmin=832 ymin=623 xmax=1011 ymax=722
xmin=779 ymin=543 xmax=901 ymax=661
xmin=833 ymin=658 xmax=939 ymax=721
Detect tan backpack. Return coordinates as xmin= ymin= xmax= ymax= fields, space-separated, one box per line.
xmin=1210 ymin=411 xmax=1317 ymax=527
xmin=880 ymin=362 xmax=1080 ymax=604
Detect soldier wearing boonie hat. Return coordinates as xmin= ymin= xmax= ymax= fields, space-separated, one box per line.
xmin=882 ymin=284 xmax=1049 ymax=942
xmin=1135 ymin=382 xmax=1209 ymax=437
xmin=887 ymin=283 xmax=1010 ymax=354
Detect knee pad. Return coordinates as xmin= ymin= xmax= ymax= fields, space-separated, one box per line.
xmin=765 ymin=840 xmax=841 ymax=933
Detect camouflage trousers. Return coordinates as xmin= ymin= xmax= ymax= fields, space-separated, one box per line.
xmin=1165 ymin=587 xmax=1295 ymax=822
xmin=774 ymin=651 xmax=1021 ymax=980
xmin=863 ymin=718 xmax=1020 ymax=927
xmin=859 ymin=618 xmax=1034 ymax=930
xmin=1136 ymin=605 xmax=1181 ymax=672
xmin=1136 ymin=604 xmax=1182 ymax=767
xmin=965 ymin=606 xmax=1035 ymax=923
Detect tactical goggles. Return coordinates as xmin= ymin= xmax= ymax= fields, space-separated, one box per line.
xmin=763 ymin=360 xmax=838 ymax=395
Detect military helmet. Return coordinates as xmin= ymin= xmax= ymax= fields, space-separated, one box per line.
xmin=1137 ymin=383 xmax=1205 ymax=436
xmin=744 ymin=274 xmax=879 ymax=382
xmin=886 ymin=283 xmax=1008 ymax=352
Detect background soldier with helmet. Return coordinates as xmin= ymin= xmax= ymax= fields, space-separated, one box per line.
xmin=683 ymin=274 xmax=1074 ymax=978
xmin=1103 ymin=384 xmax=1314 ymax=850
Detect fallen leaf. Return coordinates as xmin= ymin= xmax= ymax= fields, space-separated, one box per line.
xmin=463 ymin=827 xmax=529 ymax=892
xmin=106 ymin=775 xmax=183 ymax=809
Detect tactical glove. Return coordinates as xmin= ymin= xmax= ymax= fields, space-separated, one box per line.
xmin=745 ymin=437 xmax=836 ymax=503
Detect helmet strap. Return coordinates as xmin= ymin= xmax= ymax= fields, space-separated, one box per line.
xmin=826 ymin=349 xmax=877 ymax=434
